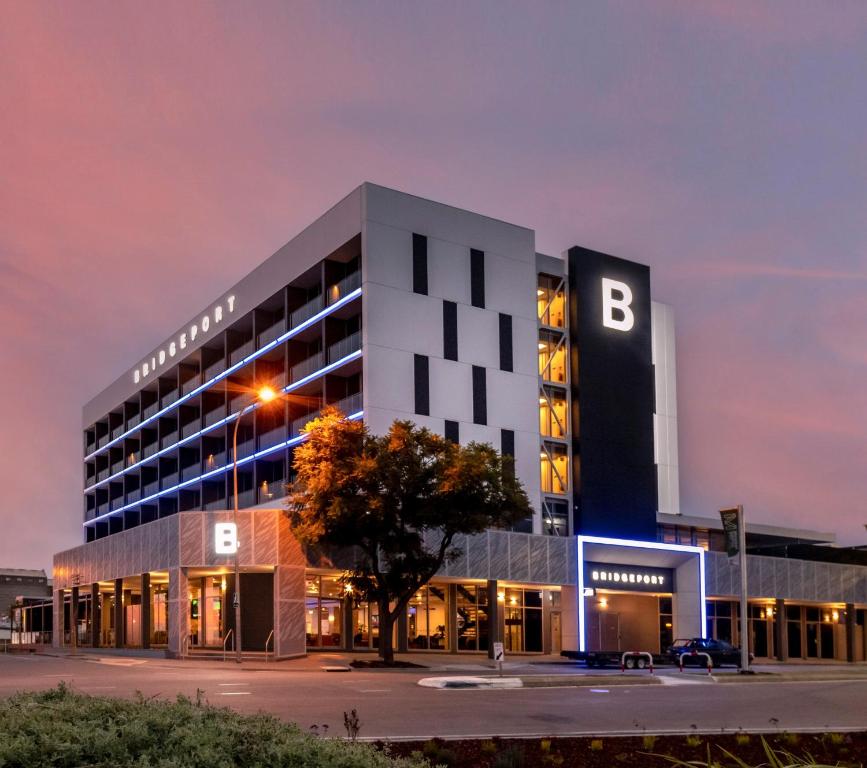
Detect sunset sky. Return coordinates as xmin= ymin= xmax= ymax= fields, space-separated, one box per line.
xmin=2 ymin=2 xmax=866 ymax=569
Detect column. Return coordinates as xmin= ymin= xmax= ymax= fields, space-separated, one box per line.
xmin=70 ymin=587 xmax=79 ymax=650
xmin=559 ymin=584 xmax=578 ymax=655
xmin=447 ymin=584 xmax=458 ymax=654
xmin=845 ymin=603 xmax=856 ymax=663
xmin=397 ymin=608 xmax=408 ymax=653
xmin=90 ymin=584 xmax=100 ymax=648
xmin=273 ymin=564 xmax=306 ymax=659
xmin=167 ymin=567 xmax=189 ymax=658
xmin=141 ymin=573 xmax=151 ymax=650
xmin=52 ymin=589 xmax=65 ymax=648
xmin=487 ymin=580 xmax=500 ymax=659
xmin=774 ymin=598 xmax=786 ymax=661
xmin=114 ymin=578 xmax=124 ymax=648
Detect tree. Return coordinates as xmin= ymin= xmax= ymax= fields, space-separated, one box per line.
xmin=288 ymin=408 xmax=532 ymax=663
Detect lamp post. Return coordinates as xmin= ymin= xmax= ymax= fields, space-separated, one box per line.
xmin=231 ymin=385 xmax=277 ymax=664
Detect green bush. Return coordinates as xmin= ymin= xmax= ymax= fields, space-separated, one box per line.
xmin=0 ymin=684 xmax=428 ymax=768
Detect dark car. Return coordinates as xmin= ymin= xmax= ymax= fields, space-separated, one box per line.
xmin=666 ymin=638 xmax=751 ymax=668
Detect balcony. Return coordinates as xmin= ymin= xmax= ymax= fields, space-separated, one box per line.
xmin=291 ymin=392 xmax=362 ymax=436
xmin=258 ymin=478 xmax=287 ymax=504
xmin=233 ymin=437 xmax=255 ymax=462
xmin=160 ymin=472 xmax=179 ymax=491
xmin=109 ymin=496 xmax=125 ymax=512
xmin=202 ymin=452 xmax=226 ymax=472
xmin=229 ymin=339 xmax=255 ymax=366
xmin=110 ymin=460 xmax=123 ymax=475
xmin=142 ymin=402 xmax=159 ymax=419
xmin=160 ymin=390 xmax=178 ymax=409
xmin=327 ymin=270 xmax=361 ymax=306
xmin=111 ymin=424 xmax=124 ymax=440
xmin=85 ymin=441 xmax=96 ymax=455
xmin=181 ymin=419 xmax=200 ymax=439
xmin=203 ymin=497 xmax=228 ymax=511
xmin=289 ymin=294 xmax=323 ymax=329
xmin=142 ymin=480 xmax=158 ymax=497
xmin=127 ymin=487 xmax=142 ymax=503
xmin=141 ymin=441 xmax=158 ymax=460
xmin=181 ymin=375 xmax=200 ymax=395
xmin=203 ymin=358 xmax=226 ymax=382
xmin=96 ymin=434 xmax=109 ymax=449
xmin=180 ymin=464 xmax=200 ymax=482
xmin=258 ymin=424 xmax=287 ymax=451
xmin=327 ymin=331 xmax=361 ymax=364
xmin=96 ymin=503 xmax=108 ymax=517
xmin=203 ymin=406 xmax=225 ymax=428
xmin=257 ymin=318 xmax=286 ymax=348
xmin=290 ymin=351 xmax=324 ymax=383
xmin=97 ymin=468 xmax=109 ymax=482
xmin=159 ymin=431 xmax=179 ymax=450
xmin=236 ymin=488 xmax=256 ymax=509
xmin=127 ymin=413 xmax=141 ymax=429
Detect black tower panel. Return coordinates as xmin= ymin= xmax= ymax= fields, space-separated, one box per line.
xmin=567 ymin=246 xmax=657 ymax=540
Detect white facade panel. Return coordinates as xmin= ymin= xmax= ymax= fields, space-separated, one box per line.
xmin=484 ymin=250 xmax=537 ymax=321
xmin=364 ymin=220 xmax=413 ymax=292
xmin=651 ymin=301 xmax=680 ymax=515
xmin=427 ymin=237 xmax=470 ymax=304
xmin=429 ymin=358 xmax=473 ymax=423
xmin=365 ymin=282 xmax=442 ymax=359
xmin=456 ymin=305 xmax=499 ymax=370
xmin=486 ymin=369 xmax=538 ymax=435
xmin=363 ymin=344 xmax=416 ymax=422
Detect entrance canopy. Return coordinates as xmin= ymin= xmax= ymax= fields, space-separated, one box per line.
xmin=576 ymin=535 xmax=706 ymax=652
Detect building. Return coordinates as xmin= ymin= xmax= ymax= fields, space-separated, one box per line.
xmin=49 ymin=183 xmax=867 ymax=661
xmin=1 ymin=568 xmax=52 ymax=643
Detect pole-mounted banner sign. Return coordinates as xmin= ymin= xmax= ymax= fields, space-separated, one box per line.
xmin=719 ymin=507 xmax=740 ymax=558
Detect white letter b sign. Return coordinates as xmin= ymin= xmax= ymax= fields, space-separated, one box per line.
xmin=601 ymin=278 xmax=634 ymax=332
xmin=215 ymin=522 xmax=238 ymax=554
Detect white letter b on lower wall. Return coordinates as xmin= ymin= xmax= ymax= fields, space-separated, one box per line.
xmin=602 ymin=277 xmax=635 ymax=332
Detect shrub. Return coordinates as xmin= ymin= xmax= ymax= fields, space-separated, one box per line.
xmin=642 ymin=734 xmax=657 ymax=750
xmin=685 ymin=734 xmax=702 ymax=748
xmin=589 ymin=739 xmax=604 ymax=751
xmin=0 ymin=685 xmax=427 ymax=768
xmin=735 ymin=732 xmax=750 ymax=746
xmin=480 ymin=739 xmax=498 ymax=755
xmin=493 ymin=746 xmax=525 ymax=768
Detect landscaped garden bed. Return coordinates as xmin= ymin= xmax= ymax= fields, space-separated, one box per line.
xmin=382 ymin=731 xmax=867 ymax=767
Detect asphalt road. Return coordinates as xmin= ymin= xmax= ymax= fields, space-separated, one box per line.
xmin=1 ymin=654 xmax=866 ymax=740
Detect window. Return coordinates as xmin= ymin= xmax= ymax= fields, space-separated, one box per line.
xmin=539 ymin=388 xmax=568 ymax=438
xmin=538 ymin=332 xmax=566 ymax=383
xmin=305 ymin=575 xmax=344 ymax=649
xmin=540 ymin=444 xmax=569 ymax=494
xmin=500 ymin=429 xmax=515 ymax=459
xmin=502 ymin=588 xmax=543 ymax=653
xmin=407 ymin=585 xmax=449 ymax=650
xmin=498 ymin=313 xmax=513 ymax=372
xmin=445 ymin=420 xmax=459 ymax=443
xmin=456 ymin=584 xmax=490 ymax=652
xmin=472 ymin=366 xmax=486 ymax=425
xmin=414 ymin=354 xmax=429 ymax=416
xmin=470 ymin=248 xmax=485 ymax=308
xmin=443 ymin=301 xmax=458 ymax=361
xmin=413 ymin=233 xmax=428 ymax=295
xmin=537 ymin=274 xmax=566 ymax=327
xmin=542 ymin=499 xmax=569 ymax=536
xmin=659 ymin=597 xmax=674 ymax=650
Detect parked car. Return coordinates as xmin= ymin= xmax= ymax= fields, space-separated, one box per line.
xmin=666 ymin=638 xmax=752 ymax=668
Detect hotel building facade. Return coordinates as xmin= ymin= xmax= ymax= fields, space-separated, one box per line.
xmin=49 ymin=184 xmax=867 ymax=662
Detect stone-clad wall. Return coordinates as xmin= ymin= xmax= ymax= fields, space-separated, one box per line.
xmin=706 ymin=551 xmax=867 ymax=604
xmin=431 ymin=530 xmax=576 ymax=585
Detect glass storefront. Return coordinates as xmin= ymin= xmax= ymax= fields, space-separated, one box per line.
xmin=502 ymin=587 xmax=543 ymax=653
xmin=408 ymin=585 xmax=449 ymax=650
xmin=305 ymin=574 xmax=344 ymax=648
xmin=456 ymin=584 xmax=489 ymax=652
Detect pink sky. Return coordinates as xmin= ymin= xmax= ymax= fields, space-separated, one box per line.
xmin=2 ymin=2 xmax=866 ymax=569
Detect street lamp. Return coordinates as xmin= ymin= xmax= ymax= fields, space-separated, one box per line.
xmin=231 ymin=385 xmax=278 ymax=663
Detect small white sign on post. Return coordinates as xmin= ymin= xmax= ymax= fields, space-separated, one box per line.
xmin=493 ymin=641 xmax=505 ymax=676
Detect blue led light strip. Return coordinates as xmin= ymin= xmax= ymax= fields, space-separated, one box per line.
xmin=84 ymin=287 xmax=362 ymax=461
xmin=84 ymin=410 xmax=364 ymax=526
xmin=84 ymin=348 xmax=363 ymax=494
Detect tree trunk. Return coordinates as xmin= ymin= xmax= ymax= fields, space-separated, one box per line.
xmin=378 ymin=597 xmax=396 ymax=664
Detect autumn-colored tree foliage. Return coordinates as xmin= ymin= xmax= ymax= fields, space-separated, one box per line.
xmin=288 ymin=408 xmax=532 ymax=663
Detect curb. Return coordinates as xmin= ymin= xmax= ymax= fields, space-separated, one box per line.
xmin=418 ymin=676 xmax=523 ymax=689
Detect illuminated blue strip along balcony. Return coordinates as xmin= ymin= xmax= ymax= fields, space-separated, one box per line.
xmin=83 ymin=410 xmax=364 ymax=526
xmin=83 ymin=346 xmax=363 ymax=493
xmin=83 ymin=285 xmax=362 ymax=461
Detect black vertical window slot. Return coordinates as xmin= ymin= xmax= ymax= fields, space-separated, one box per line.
xmin=445 ymin=420 xmax=459 ymax=444
xmin=470 ymin=248 xmax=485 ymax=308
xmin=499 ymin=313 xmax=513 ymax=372
xmin=472 ymin=365 xmax=487 ymax=425
xmin=501 ymin=429 xmax=515 ymax=478
xmin=413 ymin=233 xmax=428 ymax=295
xmin=443 ymin=300 xmax=458 ymax=361
xmin=414 ymin=354 xmax=430 ymax=416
